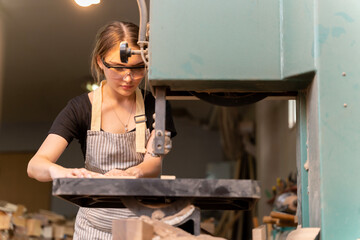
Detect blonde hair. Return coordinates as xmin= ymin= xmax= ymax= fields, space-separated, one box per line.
xmin=90 ymin=21 xmax=139 ymax=83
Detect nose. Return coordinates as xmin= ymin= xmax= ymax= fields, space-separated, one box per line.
xmin=122 ymin=72 xmax=133 ymax=82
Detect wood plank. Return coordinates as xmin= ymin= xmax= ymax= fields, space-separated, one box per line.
xmin=252 ymin=225 xmax=266 ymax=240
xmin=286 ymin=228 xmax=320 ymax=240
xmin=0 ymin=212 xmax=10 ymax=230
xmin=26 ymin=219 xmax=42 ymax=237
xmin=113 ymin=218 xmax=154 ymax=240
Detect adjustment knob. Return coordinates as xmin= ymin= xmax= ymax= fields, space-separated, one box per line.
xmin=119 ymin=41 xmax=132 ymax=63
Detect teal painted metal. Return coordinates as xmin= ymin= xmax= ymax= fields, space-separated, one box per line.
xmin=297 ymin=91 xmax=309 ymax=227
xmin=148 ymin=0 xmax=315 ymax=91
xmin=148 ymin=0 xmax=360 ymax=238
xmin=309 ymin=0 xmax=360 ymax=239
xmin=282 ymin=0 xmax=314 ymax=78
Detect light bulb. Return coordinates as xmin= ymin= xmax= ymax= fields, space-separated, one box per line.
xmin=74 ymin=0 xmax=100 ymax=7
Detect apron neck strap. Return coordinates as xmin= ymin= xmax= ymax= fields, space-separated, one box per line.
xmin=90 ymin=80 xmax=147 ymax=153
xmin=90 ymin=81 xmax=104 ymax=131
xmin=135 ymin=88 xmax=147 ymax=153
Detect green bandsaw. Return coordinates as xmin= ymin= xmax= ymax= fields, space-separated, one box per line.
xmin=128 ymin=1 xmax=360 ymax=239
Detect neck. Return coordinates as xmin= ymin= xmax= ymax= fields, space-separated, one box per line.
xmin=103 ymin=84 xmax=135 ymax=104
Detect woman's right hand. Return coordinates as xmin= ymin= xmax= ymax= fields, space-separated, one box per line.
xmin=49 ymin=165 xmax=102 ymax=179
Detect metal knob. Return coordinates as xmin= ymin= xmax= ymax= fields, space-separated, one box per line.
xmin=119 ymin=41 xmax=132 ymax=63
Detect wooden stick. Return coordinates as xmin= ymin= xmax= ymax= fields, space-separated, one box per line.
xmin=160 ymin=175 xmax=176 ymax=180
xmin=270 ymin=211 xmax=295 ymax=221
xmin=275 ymin=218 xmax=297 ymax=227
xmin=263 ymin=216 xmax=277 ymax=224
xmin=253 ymin=216 xmax=259 ymax=228
xmin=266 ymin=224 xmax=273 ymax=238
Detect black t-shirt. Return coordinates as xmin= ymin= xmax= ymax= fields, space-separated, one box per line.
xmin=49 ymin=91 xmax=176 ymax=158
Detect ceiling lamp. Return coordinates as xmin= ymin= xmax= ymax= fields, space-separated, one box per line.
xmin=74 ymin=0 xmax=100 ymax=7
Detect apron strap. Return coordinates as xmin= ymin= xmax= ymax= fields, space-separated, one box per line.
xmin=135 ymin=88 xmax=147 ymax=153
xmin=90 ymin=81 xmax=104 ymax=131
xmin=90 ymin=80 xmax=147 ymax=153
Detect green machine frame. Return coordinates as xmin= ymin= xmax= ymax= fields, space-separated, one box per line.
xmin=148 ymin=0 xmax=315 ymax=91
xmin=147 ymin=0 xmax=360 ymax=239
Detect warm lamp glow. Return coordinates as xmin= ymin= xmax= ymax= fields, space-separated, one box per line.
xmin=74 ymin=0 xmax=100 ymax=7
xmin=86 ymin=82 xmax=99 ymax=91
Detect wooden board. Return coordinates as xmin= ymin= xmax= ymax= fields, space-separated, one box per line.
xmin=252 ymin=225 xmax=266 ymax=240
xmin=112 ymin=219 xmax=154 ymax=240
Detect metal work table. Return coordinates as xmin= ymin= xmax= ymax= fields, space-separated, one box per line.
xmin=53 ymin=178 xmax=260 ymax=210
xmin=53 ymin=178 xmax=260 ymax=235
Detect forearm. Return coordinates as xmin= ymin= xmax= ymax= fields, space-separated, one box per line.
xmin=126 ymin=154 xmax=162 ymax=178
xmin=28 ymin=134 xmax=102 ymax=182
xmin=28 ymin=155 xmax=102 ymax=181
xmin=28 ymin=134 xmax=68 ymax=182
xmin=27 ymin=155 xmax=64 ymax=182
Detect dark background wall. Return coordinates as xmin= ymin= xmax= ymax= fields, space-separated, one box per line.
xmin=1 ymin=0 xmax=142 ymax=124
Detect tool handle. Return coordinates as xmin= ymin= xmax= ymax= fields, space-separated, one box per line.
xmin=270 ymin=211 xmax=295 ymax=221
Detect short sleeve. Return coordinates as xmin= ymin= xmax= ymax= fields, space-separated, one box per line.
xmin=48 ymin=93 xmax=91 ymax=144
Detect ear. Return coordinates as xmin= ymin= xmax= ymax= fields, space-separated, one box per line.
xmin=96 ymin=56 xmax=104 ymax=70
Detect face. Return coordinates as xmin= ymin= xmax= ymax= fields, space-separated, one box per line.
xmin=97 ymin=44 xmax=145 ymax=97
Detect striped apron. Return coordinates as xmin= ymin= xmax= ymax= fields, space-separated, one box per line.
xmin=73 ymin=81 xmax=150 ymax=240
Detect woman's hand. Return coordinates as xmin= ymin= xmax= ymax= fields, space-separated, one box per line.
xmin=49 ymin=165 xmax=101 ymax=179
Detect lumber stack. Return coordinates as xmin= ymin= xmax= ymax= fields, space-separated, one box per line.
xmin=113 ymin=216 xmax=226 ymax=240
xmin=261 ymin=210 xmax=297 ymax=237
xmin=263 ymin=211 xmax=297 ymax=228
xmin=0 ymin=201 xmax=74 ymax=240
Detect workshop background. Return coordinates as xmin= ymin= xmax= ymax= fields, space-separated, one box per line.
xmin=0 ymin=0 xmax=296 ymax=239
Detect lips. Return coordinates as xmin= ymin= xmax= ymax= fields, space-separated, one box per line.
xmin=121 ymin=85 xmax=133 ymax=90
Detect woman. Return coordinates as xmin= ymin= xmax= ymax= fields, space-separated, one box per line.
xmin=27 ymin=21 xmax=176 ymax=239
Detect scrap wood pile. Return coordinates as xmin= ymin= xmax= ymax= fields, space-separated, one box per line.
xmin=113 ymin=216 xmax=226 ymax=240
xmin=261 ymin=175 xmax=298 ymax=238
xmin=262 ymin=211 xmax=297 ymax=228
xmin=113 ymin=205 xmax=225 ymax=240
xmin=0 ymin=201 xmax=74 ymax=240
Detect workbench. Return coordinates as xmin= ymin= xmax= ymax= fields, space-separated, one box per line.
xmin=53 ymin=178 xmax=260 ymax=235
